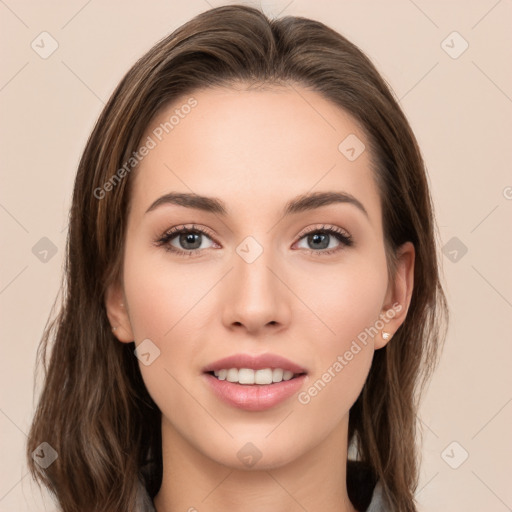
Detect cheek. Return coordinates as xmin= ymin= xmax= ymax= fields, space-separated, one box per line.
xmin=121 ymin=240 xmax=225 ymax=389
xmin=122 ymin=244 xmax=207 ymax=341
xmin=294 ymin=257 xmax=388 ymax=408
xmin=297 ymin=255 xmax=388 ymax=349
xmin=121 ymin=252 xmax=208 ymax=420
xmin=288 ymin=303 xmax=382 ymax=456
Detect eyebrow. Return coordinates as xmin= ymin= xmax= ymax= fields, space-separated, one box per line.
xmin=145 ymin=190 xmax=369 ymax=218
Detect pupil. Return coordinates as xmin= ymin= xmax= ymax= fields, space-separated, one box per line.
xmin=310 ymin=233 xmax=328 ymax=250
xmin=180 ymin=232 xmax=201 ymax=249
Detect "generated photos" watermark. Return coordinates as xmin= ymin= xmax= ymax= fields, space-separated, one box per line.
xmin=93 ymin=96 xmax=197 ymax=200
xmin=298 ymin=302 xmax=402 ymax=405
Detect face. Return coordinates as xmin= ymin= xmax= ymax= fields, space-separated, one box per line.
xmin=107 ymin=84 xmax=413 ymax=470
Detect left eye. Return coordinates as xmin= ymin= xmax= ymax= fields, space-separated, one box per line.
xmin=294 ymin=225 xmax=353 ymax=255
xmin=296 ymin=229 xmax=351 ymax=252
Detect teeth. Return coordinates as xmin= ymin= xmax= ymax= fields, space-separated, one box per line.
xmin=273 ymin=368 xmax=283 ymax=382
xmin=212 ymin=368 xmax=298 ymax=384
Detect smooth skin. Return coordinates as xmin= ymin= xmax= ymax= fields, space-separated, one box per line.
xmin=106 ymin=84 xmax=414 ymax=512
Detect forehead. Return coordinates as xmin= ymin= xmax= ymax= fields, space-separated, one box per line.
xmin=129 ymin=85 xmax=381 ymax=224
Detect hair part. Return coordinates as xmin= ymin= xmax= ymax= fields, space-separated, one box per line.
xmin=26 ymin=5 xmax=448 ymax=512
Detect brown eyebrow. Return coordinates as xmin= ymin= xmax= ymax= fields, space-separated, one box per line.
xmin=145 ymin=191 xmax=368 ymax=218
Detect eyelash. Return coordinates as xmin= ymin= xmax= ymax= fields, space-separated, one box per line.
xmin=154 ymin=223 xmax=354 ymax=258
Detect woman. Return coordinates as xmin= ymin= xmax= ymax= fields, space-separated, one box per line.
xmin=26 ymin=5 xmax=448 ymax=512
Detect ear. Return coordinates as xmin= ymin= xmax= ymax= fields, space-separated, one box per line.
xmin=375 ymin=241 xmax=415 ymax=349
xmin=105 ymin=279 xmax=134 ymax=343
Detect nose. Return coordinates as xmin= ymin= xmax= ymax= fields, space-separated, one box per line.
xmin=222 ymin=245 xmax=291 ymax=335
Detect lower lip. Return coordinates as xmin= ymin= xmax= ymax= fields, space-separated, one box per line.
xmin=203 ymin=373 xmax=307 ymax=411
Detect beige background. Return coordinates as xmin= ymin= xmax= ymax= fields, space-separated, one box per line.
xmin=1 ymin=1 xmax=511 ymax=510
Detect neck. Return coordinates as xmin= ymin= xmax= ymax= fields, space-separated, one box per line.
xmin=153 ymin=415 xmax=357 ymax=512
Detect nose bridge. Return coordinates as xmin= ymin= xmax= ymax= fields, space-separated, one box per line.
xmin=223 ymin=235 xmax=288 ymax=332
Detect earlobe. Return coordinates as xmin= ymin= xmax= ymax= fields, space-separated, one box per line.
xmin=105 ymin=281 xmax=134 ymax=343
xmin=375 ymin=241 xmax=415 ymax=349
xmin=381 ymin=331 xmax=392 ymax=341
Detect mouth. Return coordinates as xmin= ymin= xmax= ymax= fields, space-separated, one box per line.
xmin=202 ymin=353 xmax=308 ymax=410
xmin=203 ymin=371 xmax=308 ymax=411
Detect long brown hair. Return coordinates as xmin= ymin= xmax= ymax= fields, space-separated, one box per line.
xmin=26 ymin=5 xmax=448 ymax=511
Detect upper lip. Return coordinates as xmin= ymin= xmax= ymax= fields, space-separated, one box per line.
xmin=202 ymin=353 xmax=308 ymax=374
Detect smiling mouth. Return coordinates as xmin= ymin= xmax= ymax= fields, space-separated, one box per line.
xmin=205 ymin=368 xmax=306 ymax=385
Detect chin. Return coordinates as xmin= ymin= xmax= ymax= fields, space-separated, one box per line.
xmin=202 ymin=434 xmax=309 ymax=472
